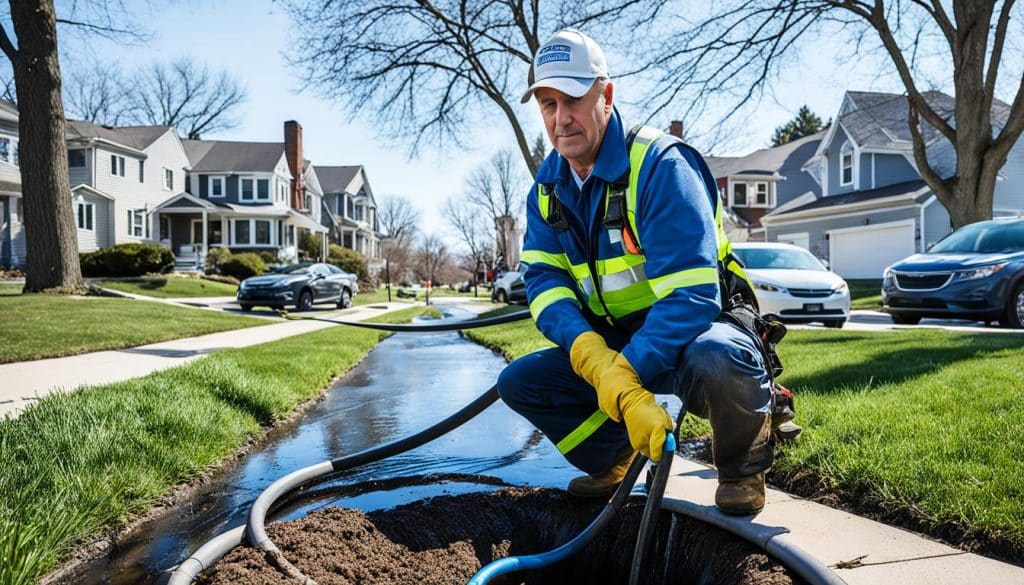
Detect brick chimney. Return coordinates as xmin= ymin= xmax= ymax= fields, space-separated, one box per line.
xmin=668 ymin=120 xmax=683 ymax=138
xmin=284 ymin=120 xmax=304 ymax=210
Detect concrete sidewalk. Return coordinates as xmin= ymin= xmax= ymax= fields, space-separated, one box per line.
xmin=654 ymin=456 xmax=1024 ymax=584
xmin=0 ymin=301 xmax=413 ymax=420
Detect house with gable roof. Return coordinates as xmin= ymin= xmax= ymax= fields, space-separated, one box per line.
xmin=316 ymin=165 xmax=383 ymax=265
xmin=759 ymin=90 xmax=1024 ymax=279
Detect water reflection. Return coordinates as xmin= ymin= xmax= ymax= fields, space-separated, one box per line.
xmin=82 ymin=305 xmax=583 ymax=584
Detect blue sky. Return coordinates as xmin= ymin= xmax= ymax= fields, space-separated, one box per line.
xmin=65 ymin=0 xmax=922 ymax=239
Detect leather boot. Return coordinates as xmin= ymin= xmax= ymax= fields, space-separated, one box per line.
xmin=567 ymin=446 xmax=638 ymax=498
xmin=715 ymin=472 xmax=765 ymax=515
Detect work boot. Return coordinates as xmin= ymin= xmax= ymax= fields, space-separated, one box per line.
xmin=715 ymin=472 xmax=765 ymax=515
xmin=567 ymin=447 xmax=638 ymax=498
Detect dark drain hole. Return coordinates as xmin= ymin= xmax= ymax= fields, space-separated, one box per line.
xmin=199 ymin=488 xmax=803 ymax=585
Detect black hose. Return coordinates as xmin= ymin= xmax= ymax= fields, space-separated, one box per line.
xmin=277 ymin=308 xmax=531 ymax=332
xmin=629 ymin=434 xmax=677 ymax=585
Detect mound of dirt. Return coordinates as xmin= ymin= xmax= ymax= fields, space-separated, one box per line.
xmin=198 ymin=488 xmax=798 ymax=585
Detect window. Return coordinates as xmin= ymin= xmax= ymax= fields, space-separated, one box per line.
xmin=255 ymin=220 xmax=271 ymax=245
xmin=128 ymin=209 xmax=146 ymax=237
xmin=277 ymin=181 xmax=287 ymax=203
xmin=159 ymin=216 xmax=171 ymax=240
xmin=68 ymin=149 xmax=86 ymax=167
xmin=840 ymin=143 xmax=853 ymax=186
xmin=0 ymin=138 xmax=8 ymax=162
xmin=257 ymin=179 xmax=269 ymax=200
xmin=110 ymin=154 xmax=126 ymax=177
xmin=304 ymin=192 xmax=312 ymax=211
xmin=13 ymin=141 xmax=18 ymax=166
xmin=163 ymin=168 xmax=174 ymax=191
xmin=209 ymin=176 xmax=225 ymax=198
xmin=241 ymin=178 xmax=254 ymax=201
xmin=76 ymin=202 xmax=94 ymax=231
xmin=755 ymin=182 xmax=769 ymax=206
xmin=234 ymin=219 xmax=251 ymax=244
xmin=139 ymin=160 xmax=145 ymax=183
xmin=733 ymin=183 xmax=748 ymax=206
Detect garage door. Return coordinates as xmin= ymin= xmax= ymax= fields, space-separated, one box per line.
xmin=829 ymin=221 xmax=915 ymax=279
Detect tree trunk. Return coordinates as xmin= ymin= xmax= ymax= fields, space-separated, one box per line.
xmin=10 ymin=0 xmax=83 ymax=292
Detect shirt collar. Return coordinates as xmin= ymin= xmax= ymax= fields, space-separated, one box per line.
xmin=535 ymin=109 xmax=629 ymax=186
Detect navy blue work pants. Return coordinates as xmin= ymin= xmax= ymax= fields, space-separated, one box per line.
xmin=497 ymin=321 xmax=774 ymax=480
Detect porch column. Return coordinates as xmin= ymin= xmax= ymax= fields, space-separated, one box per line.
xmin=200 ymin=210 xmax=208 ymax=270
xmin=221 ymin=216 xmax=228 ymax=248
xmin=321 ymin=230 xmax=327 ymax=261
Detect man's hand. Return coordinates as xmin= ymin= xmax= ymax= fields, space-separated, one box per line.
xmin=569 ymin=331 xmax=618 ymax=389
xmin=597 ymin=355 xmax=674 ymax=462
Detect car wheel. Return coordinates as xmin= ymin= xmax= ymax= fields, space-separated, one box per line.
xmin=338 ymin=288 xmax=352 ymax=309
xmin=823 ymin=319 xmax=845 ymax=329
xmin=496 ymin=289 xmax=508 ymax=303
xmin=890 ymin=313 xmax=921 ymax=325
xmin=998 ymin=282 xmax=1024 ymax=329
xmin=240 ymin=304 xmax=253 ymax=312
xmin=296 ymin=290 xmax=314 ymax=312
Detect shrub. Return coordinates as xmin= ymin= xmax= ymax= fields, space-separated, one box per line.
xmin=79 ymin=243 xmax=175 ymax=277
xmin=327 ymin=244 xmax=368 ymax=281
xmin=219 ymin=253 xmax=266 ymax=280
xmin=205 ymin=247 xmax=233 ymax=274
xmin=202 ymin=273 xmax=240 ymax=286
xmin=299 ymin=232 xmax=324 ymax=260
xmin=258 ymin=250 xmax=279 ymax=265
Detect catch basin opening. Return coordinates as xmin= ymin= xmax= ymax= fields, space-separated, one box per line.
xmin=198 ymin=487 xmax=801 ymax=585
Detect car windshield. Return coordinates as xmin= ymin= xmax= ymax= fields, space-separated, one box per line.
xmin=929 ymin=221 xmax=1024 ymax=253
xmin=732 ymin=247 xmax=826 ymax=271
xmin=274 ymin=264 xmax=312 ymax=275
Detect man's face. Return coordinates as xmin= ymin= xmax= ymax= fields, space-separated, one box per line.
xmin=535 ymin=80 xmax=613 ymax=169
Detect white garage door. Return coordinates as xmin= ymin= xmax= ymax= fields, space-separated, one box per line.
xmin=829 ymin=221 xmax=915 ymax=279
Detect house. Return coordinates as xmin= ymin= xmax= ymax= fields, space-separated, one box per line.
xmin=759 ymin=90 xmax=1024 ymax=279
xmin=316 ymin=165 xmax=383 ymax=267
xmin=153 ymin=120 xmax=328 ymax=269
xmin=705 ymin=131 xmax=825 ymax=243
xmin=0 ymin=100 xmax=21 ymax=267
xmin=64 ymin=120 xmax=191 ymax=255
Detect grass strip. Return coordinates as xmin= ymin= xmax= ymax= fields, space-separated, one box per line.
xmin=0 ymin=295 xmax=263 ymax=363
xmin=95 ymin=276 xmax=238 ymax=298
xmin=465 ymin=318 xmax=1024 ymax=559
xmin=847 ymin=278 xmax=883 ymax=310
xmin=0 ymin=306 xmax=429 ymax=585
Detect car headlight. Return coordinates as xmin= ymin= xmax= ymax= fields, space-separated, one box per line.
xmin=882 ymin=267 xmax=892 ymax=279
xmin=239 ymin=281 xmax=249 ymax=290
xmin=752 ymin=280 xmax=785 ymax=293
xmin=832 ymin=281 xmax=849 ymax=294
xmin=954 ymin=263 xmax=1006 ymax=281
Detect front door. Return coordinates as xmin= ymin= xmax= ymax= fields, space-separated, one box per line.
xmin=190 ymin=219 xmax=224 ymax=246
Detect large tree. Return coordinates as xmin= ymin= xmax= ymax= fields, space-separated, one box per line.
xmin=63 ymin=62 xmax=130 ymax=126
xmin=1 ymin=1 xmax=82 ymax=291
xmin=771 ymin=105 xmax=828 ymax=147
xmin=638 ymin=0 xmax=1024 ymax=228
xmin=464 ymin=149 xmax=527 ymax=268
xmin=130 ymin=57 xmax=246 ymax=139
xmin=376 ymin=194 xmax=420 ymax=285
xmin=443 ymin=196 xmax=494 ymax=286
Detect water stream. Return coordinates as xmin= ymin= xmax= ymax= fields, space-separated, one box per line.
xmin=78 ymin=304 xmax=585 ymax=584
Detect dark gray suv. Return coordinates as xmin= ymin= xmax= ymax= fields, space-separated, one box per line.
xmin=882 ymin=218 xmax=1024 ymax=328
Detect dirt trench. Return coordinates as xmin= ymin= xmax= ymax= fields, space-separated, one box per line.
xmin=198 ymin=487 xmax=800 ymax=585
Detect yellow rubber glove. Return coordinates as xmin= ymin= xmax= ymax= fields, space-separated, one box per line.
xmin=569 ymin=331 xmax=619 ymax=389
xmin=596 ymin=354 xmax=674 ymax=462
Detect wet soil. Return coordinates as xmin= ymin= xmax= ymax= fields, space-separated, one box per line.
xmin=199 ymin=488 xmax=799 ymax=585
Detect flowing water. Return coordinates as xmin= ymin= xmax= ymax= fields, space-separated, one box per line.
xmin=76 ymin=304 xmax=601 ymax=584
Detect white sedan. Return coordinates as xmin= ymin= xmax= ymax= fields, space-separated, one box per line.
xmin=731 ymin=243 xmax=851 ymax=328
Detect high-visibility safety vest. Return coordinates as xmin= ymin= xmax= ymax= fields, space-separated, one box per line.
xmin=532 ymin=124 xmax=756 ymax=323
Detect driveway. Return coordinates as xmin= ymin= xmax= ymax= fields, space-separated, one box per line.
xmin=791 ymin=310 xmax=1024 ymax=334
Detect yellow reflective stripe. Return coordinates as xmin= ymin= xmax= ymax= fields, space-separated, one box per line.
xmin=568 ymin=261 xmax=592 ymax=281
xmin=650 ymin=267 xmax=719 ymax=299
xmin=538 ymin=185 xmax=550 ymax=221
xmin=529 ymin=286 xmax=578 ymax=321
xmin=626 ymin=126 xmax=664 ymax=249
xmin=522 ymin=249 xmax=568 ymax=270
xmin=556 ymin=410 xmax=609 ymax=454
xmin=596 ymin=254 xmax=645 ymax=274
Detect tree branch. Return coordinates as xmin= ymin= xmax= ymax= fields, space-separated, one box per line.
xmin=0 ymin=24 xmax=17 ymax=61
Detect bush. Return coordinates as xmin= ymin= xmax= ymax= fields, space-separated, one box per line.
xmin=202 ymin=273 xmax=240 ymax=286
xmin=218 ymin=253 xmax=266 ymax=280
xmin=205 ymin=247 xmax=233 ymax=274
xmin=80 ymin=243 xmax=175 ymax=277
xmin=327 ymin=244 xmax=368 ymax=281
xmin=299 ymin=232 xmax=323 ymax=260
xmin=258 ymin=250 xmax=279 ymax=265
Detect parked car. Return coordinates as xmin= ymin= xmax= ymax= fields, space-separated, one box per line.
xmin=731 ymin=243 xmax=851 ymax=328
xmin=491 ymin=264 xmax=528 ymax=304
xmin=882 ymin=218 xmax=1024 ymax=328
xmin=237 ymin=262 xmax=358 ymax=312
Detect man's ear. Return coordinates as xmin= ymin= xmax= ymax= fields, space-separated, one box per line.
xmin=603 ymin=81 xmax=615 ymax=115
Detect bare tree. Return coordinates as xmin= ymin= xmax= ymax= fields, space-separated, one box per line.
xmin=443 ymin=196 xmax=493 ymax=286
xmin=635 ymin=0 xmax=1024 ymax=228
xmin=415 ymin=233 xmax=451 ymax=286
xmin=465 ymin=149 xmax=527 ymax=268
xmin=130 ymin=57 xmax=246 ymax=139
xmin=0 ymin=71 xmax=14 ymax=103
xmin=63 ymin=62 xmax=130 ymax=125
xmin=377 ymin=194 xmax=419 ymax=248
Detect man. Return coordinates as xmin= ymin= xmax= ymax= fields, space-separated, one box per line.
xmin=497 ymin=29 xmax=774 ymax=515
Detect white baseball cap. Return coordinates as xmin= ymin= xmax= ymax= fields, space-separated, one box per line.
xmin=520 ymin=28 xmax=609 ymax=104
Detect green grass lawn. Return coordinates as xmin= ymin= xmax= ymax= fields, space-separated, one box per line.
xmin=0 ymin=282 xmax=22 ymax=295
xmin=0 ymin=294 xmax=261 ymax=363
xmin=96 ymin=276 xmax=238 ymax=298
xmin=847 ymin=278 xmax=883 ymax=310
xmin=0 ymin=306 xmax=430 ymax=585
xmin=466 ymin=318 xmax=1024 ymax=559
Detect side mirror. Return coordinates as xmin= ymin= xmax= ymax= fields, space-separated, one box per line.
xmin=819 ymin=258 xmax=830 ymax=269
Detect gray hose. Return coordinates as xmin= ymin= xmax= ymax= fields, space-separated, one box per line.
xmin=279 ymin=308 xmax=531 ymax=331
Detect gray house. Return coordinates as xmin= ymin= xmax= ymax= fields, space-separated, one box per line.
xmin=0 ymin=100 xmax=21 ymax=268
xmin=761 ymin=90 xmax=1024 ymax=278
xmin=317 ymin=165 xmax=383 ymax=267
